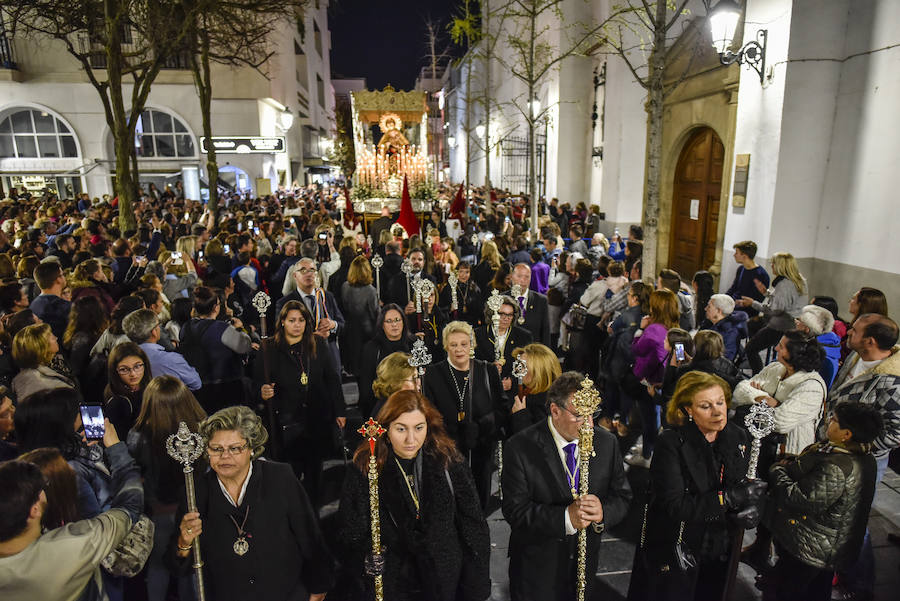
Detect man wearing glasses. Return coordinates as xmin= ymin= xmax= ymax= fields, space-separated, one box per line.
xmin=502 ymin=372 xmax=631 ymax=601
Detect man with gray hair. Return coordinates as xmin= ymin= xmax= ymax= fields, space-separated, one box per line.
xmin=699 ymin=293 xmax=748 ymax=361
xmin=123 ymin=309 xmax=201 ymax=390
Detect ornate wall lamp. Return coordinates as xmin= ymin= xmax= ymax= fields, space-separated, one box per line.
xmin=708 ymin=0 xmax=768 ymax=84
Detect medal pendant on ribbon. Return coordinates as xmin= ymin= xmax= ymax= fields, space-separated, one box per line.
xmin=233 ymin=537 xmax=249 ymax=556
xmin=300 ymin=372 xmax=308 ymax=385
xmin=517 ymin=316 xmax=525 ymax=325
xmin=458 ymin=411 xmax=466 ymax=421
xmin=462 ymin=306 xmax=467 ymax=313
xmin=571 ymin=487 xmax=577 ymax=499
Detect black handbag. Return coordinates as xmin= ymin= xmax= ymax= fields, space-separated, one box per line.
xmin=639 ymin=501 xmax=698 ymax=574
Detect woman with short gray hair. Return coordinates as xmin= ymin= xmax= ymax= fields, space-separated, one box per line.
xmin=173 ymin=405 xmax=336 ymax=600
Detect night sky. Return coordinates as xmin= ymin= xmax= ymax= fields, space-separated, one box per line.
xmin=329 ymin=0 xmax=463 ymax=90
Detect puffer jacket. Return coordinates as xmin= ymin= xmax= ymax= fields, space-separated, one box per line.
xmin=768 ymin=442 xmax=877 ymax=569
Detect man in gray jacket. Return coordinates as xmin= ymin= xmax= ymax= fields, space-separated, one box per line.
xmin=0 ymin=420 xmax=144 ymax=600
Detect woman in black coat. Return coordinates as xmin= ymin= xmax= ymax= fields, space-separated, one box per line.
xmin=337 ymin=390 xmax=491 ymax=601
xmin=422 ymin=321 xmax=503 ymax=509
xmin=255 ymin=299 xmax=346 ymax=505
xmin=357 ymin=304 xmax=414 ymax=419
xmin=627 ymin=371 xmax=767 ymax=601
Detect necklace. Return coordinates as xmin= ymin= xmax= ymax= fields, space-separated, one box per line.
xmin=449 ymin=363 xmax=469 ymax=421
xmin=460 ymin=282 xmax=469 ymax=313
xmin=394 ymin=457 xmax=420 ymax=517
xmin=562 ymin=452 xmax=579 ymax=498
xmin=290 ymin=345 xmax=309 ymax=386
xmin=228 ymin=505 xmax=251 ymax=556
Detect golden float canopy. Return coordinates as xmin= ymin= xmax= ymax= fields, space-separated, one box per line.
xmin=350 ymin=85 xmax=432 ymax=205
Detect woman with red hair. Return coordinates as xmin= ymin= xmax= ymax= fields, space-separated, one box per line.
xmin=336 ymin=390 xmax=491 ymax=601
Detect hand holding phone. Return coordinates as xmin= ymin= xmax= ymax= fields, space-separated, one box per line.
xmin=79 ymin=405 xmax=106 ymax=440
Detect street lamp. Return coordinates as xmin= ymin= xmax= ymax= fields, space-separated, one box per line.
xmin=278 ymin=108 xmax=295 ymax=131
xmin=530 ymin=96 xmax=541 ymax=116
xmin=708 ymin=0 xmax=768 ymax=84
xmin=447 ymin=135 xmax=457 ymax=148
xmin=475 ymin=123 xmax=486 ymax=138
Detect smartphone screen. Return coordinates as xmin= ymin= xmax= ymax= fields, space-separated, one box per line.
xmin=253 ymin=227 xmax=260 ymax=236
xmin=675 ymin=343 xmax=685 ymax=361
xmin=79 ymin=405 xmax=105 ymax=440
xmin=224 ymin=244 xmax=231 ymax=254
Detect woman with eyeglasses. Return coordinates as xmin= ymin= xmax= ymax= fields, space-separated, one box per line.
xmin=357 ymin=304 xmax=415 ymax=418
xmin=103 ymin=342 xmax=152 ymax=437
xmin=174 ymin=405 xmax=336 ymax=601
xmin=336 ymin=390 xmax=490 ymax=601
xmin=254 ymin=299 xmax=345 ymax=505
xmin=474 ymin=295 xmax=532 ymax=399
xmin=126 ymin=375 xmax=205 ymax=601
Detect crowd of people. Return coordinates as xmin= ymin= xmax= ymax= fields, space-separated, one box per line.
xmin=0 ymin=182 xmax=897 ymax=601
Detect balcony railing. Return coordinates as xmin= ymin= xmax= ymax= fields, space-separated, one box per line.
xmin=81 ymin=35 xmax=192 ymax=70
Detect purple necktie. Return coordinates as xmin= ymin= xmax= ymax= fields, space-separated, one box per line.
xmin=564 ymin=442 xmax=579 ymax=491
xmin=518 ymin=296 xmax=526 ymax=312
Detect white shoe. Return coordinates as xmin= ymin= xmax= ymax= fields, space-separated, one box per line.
xmin=625 ymin=454 xmax=652 ymax=469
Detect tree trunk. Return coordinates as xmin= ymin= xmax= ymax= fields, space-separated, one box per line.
xmin=641 ymin=0 xmax=668 ymax=280
xmin=483 ymin=0 xmax=492 ymax=209
xmin=528 ymin=8 xmax=539 ymax=236
xmin=194 ymin=26 xmax=219 ymax=231
xmin=105 ymin=12 xmax=137 ymax=232
xmin=464 ymin=54 xmax=472 ymax=205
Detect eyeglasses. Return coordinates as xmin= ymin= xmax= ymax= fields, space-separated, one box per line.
xmin=207 ymin=442 xmax=250 ymax=457
xmin=497 ymin=311 xmax=515 ymax=318
xmin=297 ymin=267 xmax=317 ymax=274
xmin=384 ymin=317 xmax=404 ymax=324
xmin=117 ymin=363 xmax=145 ymax=375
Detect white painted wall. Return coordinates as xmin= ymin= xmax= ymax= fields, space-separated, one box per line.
xmin=719 ymin=0 xmax=793 ymax=289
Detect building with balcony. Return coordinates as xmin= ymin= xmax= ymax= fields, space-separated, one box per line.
xmin=0 ymin=2 xmax=336 ymax=199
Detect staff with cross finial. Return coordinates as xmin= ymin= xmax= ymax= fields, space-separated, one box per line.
xmin=371 ymin=254 xmax=384 ymax=299
xmin=571 ymin=377 xmax=602 ymax=601
xmin=357 ymin=417 xmax=387 ymax=601
xmin=167 ymin=422 xmax=208 ymax=601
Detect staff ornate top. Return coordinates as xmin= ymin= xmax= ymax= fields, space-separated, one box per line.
xmin=512 ymin=356 xmax=528 ymax=381
xmin=408 ymin=338 xmax=432 ymax=374
xmin=371 ymin=254 xmax=384 ymax=270
xmin=166 ymin=422 xmax=205 ymax=468
xmin=571 ymin=377 xmax=602 ymax=419
xmin=358 ymin=417 xmax=386 ymax=454
xmin=400 ymin=258 xmax=413 ymax=276
xmin=251 ymin=291 xmax=271 ymax=315
xmin=486 ymin=289 xmax=504 ymax=313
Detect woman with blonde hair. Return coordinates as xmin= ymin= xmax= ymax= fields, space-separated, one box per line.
xmin=370 ymin=351 xmax=419 ymax=415
xmin=627 ymin=371 xmax=763 ymax=601
xmin=422 ymin=320 xmax=502 ymax=507
xmin=12 ymin=323 xmax=76 ymax=400
xmin=472 ymin=239 xmax=501 ymax=293
xmin=737 ymin=251 xmax=809 ymax=373
xmin=341 ymin=254 xmax=379 ymax=375
xmin=508 ymin=343 xmax=562 ymax=434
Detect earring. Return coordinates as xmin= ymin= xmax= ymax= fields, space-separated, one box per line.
xmin=688 ymin=414 xmax=693 ymax=422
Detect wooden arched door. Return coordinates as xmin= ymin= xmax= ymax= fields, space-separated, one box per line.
xmin=668 ymin=127 xmax=724 ymax=278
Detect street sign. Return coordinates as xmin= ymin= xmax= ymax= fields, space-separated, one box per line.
xmin=200 ymin=136 xmax=285 ymax=154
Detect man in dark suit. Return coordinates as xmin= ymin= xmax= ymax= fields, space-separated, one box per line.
xmin=276 ymin=257 xmax=345 ymax=372
xmin=502 ymin=371 xmax=632 ymax=601
xmin=368 ymin=206 xmax=394 ymax=249
xmin=474 ymin=294 xmax=532 ymax=391
xmin=386 ymin=248 xmax=435 ymax=310
xmin=378 ymin=240 xmax=404 ymax=303
xmin=508 ymin=263 xmax=550 ymax=346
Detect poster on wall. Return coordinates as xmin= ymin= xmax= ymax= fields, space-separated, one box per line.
xmin=690 ymin=199 xmax=700 ymax=220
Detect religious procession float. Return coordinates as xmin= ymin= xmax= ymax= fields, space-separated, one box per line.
xmin=348 ymin=85 xmax=438 ymax=231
